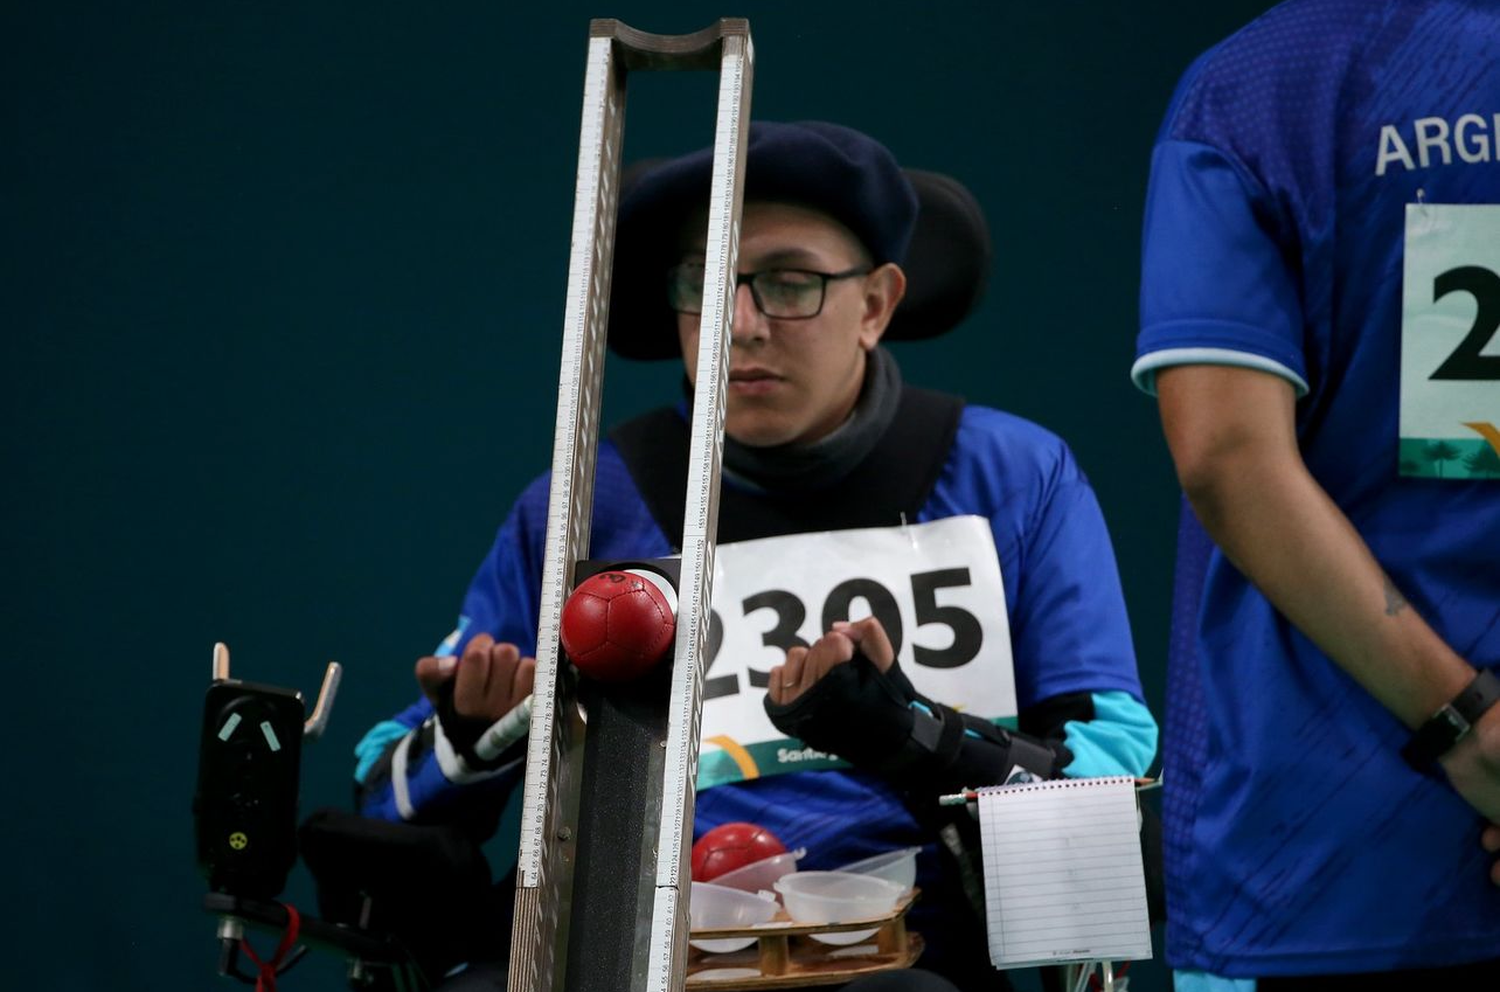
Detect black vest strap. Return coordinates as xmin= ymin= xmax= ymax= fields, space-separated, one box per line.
xmin=609 ymin=387 xmax=965 ymax=547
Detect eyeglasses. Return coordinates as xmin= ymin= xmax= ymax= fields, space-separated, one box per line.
xmin=667 ymin=264 xmax=872 ymax=320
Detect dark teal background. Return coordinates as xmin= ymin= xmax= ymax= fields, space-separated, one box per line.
xmin=8 ymin=3 xmax=1275 ymax=988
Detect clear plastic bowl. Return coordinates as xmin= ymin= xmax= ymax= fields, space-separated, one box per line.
xmin=689 ymin=881 xmax=779 ymax=953
xmin=707 ymin=847 xmax=806 ymax=894
xmin=834 ymin=846 xmax=920 ymax=893
xmin=773 ymin=870 xmax=904 ymax=946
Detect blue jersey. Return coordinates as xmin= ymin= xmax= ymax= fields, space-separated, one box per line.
xmin=358 ymin=402 xmax=1156 ymax=985
xmin=1134 ymin=0 xmax=1500 ymax=976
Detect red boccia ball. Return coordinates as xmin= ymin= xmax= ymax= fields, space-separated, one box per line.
xmin=559 ymin=570 xmax=676 ymax=681
xmin=691 ymin=822 xmax=787 ymax=882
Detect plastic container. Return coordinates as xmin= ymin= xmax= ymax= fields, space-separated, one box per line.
xmin=773 ymin=870 xmax=904 ymax=945
xmin=688 ymin=881 xmax=779 ymax=953
xmin=708 ymin=847 xmax=806 ymax=894
xmin=835 ymin=846 xmax=920 ymax=893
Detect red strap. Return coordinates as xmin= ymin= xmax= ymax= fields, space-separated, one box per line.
xmin=238 ymin=903 xmax=302 ymax=992
xmin=1087 ymin=961 xmax=1131 ymax=991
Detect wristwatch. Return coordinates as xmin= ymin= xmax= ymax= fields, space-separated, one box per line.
xmin=1401 ymin=668 xmax=1500 ymax=771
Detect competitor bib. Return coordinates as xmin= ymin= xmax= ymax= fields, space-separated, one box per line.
xmin=1399 ymin=203 xmax=1500 ymax=479
xmin=695 ymin=515 xmax=1016 ymax=788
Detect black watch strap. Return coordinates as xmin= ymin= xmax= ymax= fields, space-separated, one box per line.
xmin=1401 ymin=668 xmax=1500 ymax=770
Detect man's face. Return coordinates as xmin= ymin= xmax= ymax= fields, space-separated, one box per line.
xmin=675 ymin=202 xmax=905 ymax=448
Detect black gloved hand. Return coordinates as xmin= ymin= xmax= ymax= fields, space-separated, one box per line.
xmin=763 ymin=652 xmax=1071 ymax=794
xmin=763 ymin=652 xmax=929 ymax=768
xmin=433 ymin=681 xmax=528 ymax=773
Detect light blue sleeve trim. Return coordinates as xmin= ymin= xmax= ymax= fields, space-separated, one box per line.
xmin=1131 ymin=347 xmax=1309 ymax=397
xmin=1060 ymin=691 xmax=1159 ymax=778
xmin=354 ymin=719 xmax=413 ymax=784
xmin=1174 ymin=971 xmax=1256 ymax=992
xmin=433 ymin=614 xmax=472 ymax=657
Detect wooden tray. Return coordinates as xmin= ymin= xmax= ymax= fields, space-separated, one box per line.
xmin=685 ymin=889 xmax=922 ymax=989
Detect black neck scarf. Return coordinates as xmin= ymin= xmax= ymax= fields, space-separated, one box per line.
xmin=715 ymin=345 xmax=903 ymax=493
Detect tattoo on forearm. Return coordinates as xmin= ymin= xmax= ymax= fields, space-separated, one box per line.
xmin=1383 ymin=577 xmax=1409 ymax=617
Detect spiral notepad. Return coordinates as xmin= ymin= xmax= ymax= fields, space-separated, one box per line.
xmin=975 ymin=776 xmax=1152 ymax=969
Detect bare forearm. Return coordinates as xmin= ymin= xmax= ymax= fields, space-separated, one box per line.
xmin=1157 ymin=365 xmax=1475 ymax=728
xmin=1181 ymin=446 xmax=1473 ymax=727
xmin=1158 ymin=363 xmax=1499 ymax=844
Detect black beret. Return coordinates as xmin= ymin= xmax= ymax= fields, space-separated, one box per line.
xmin=609 ymin=121 xmax=930 ymax=361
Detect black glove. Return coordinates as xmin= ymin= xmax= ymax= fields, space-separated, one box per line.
xmin=433 ymin=682 xmax=527 ymax=773
xmin=763 ymin=652 xmax=1071 ymax=795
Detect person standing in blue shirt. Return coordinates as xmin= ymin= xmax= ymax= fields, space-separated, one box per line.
xmin=353 ymin=120 xmax=1158 ymax=990
xmin=1133 ymin=1 xmax=1500 ymax=988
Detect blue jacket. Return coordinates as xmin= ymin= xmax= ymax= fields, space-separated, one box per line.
xmin=357 ymin=402 xmax=1157 ymax=984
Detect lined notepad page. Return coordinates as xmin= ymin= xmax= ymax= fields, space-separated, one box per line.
xmin=976 ymin=776 xmax=1152 ymax=969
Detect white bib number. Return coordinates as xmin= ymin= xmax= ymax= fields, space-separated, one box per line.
xmin=696 ymin=515 xmax=1016 ymax=788
xmin=1399 ymin=203 xmax=1500 ymax=479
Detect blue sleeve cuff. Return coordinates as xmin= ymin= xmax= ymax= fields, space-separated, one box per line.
xmin=1132 ymin=344 xmax=1309 ymax=397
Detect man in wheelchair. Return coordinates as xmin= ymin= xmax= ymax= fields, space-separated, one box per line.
xmin=325 ymin=121 xmax=1158 ymax=991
